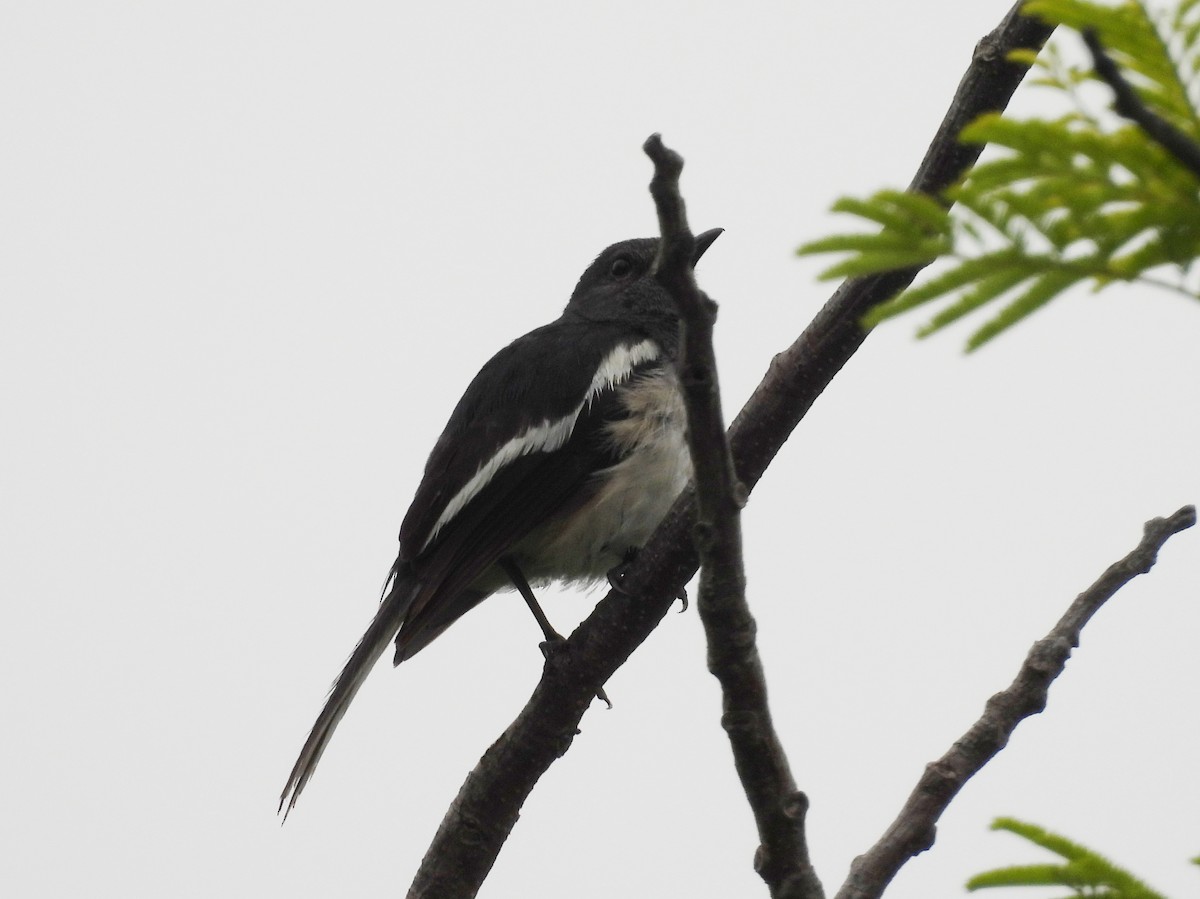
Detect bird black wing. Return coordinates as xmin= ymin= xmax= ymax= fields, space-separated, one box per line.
xmin=392 ymin=370 xmax=645 ymax=658
xmin=397 ymin=316 xmax=652 ymax=562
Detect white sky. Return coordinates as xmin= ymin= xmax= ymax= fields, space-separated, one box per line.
xmin=3 ymin=2 xmax=1197 ymax=898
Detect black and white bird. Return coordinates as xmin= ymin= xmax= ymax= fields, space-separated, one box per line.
xmin=280 ymin=229 xmax=721 ymax=814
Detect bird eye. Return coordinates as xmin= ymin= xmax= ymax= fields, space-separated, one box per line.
xmin=609 ymin=256 xmax=633 ymax=279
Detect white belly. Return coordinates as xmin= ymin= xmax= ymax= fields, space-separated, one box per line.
xmin=528 ymin=367 xmax=691 ymax=582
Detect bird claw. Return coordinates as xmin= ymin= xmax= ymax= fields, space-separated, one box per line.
xmin=606 ymin=562 xmax=634 ymax=595
xmin=606 ymin=559 xmax=688 ymax=614
xmin=606 ymin=546 xmax=642 ymax=595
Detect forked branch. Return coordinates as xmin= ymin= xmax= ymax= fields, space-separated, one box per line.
xmin=406 ymin=5 xmax=1055 ymax=897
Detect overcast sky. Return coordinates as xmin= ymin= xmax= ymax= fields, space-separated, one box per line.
xmin=3 ymin=2 xmax=1197 ymax=898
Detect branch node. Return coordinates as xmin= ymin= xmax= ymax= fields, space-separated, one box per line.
xmin=457 ymin=811 xmax=487 ymax=846
xmin=783 ymin=791 xmax=810 ymax=820
xmin=923 ymin=760 xmax=959 ymax=791
xmin=916 ymin=824 xmax=937 ymax=854
xmin=721 ymin=710 xmax=757 ymax=733
xmin=753 ymin=844 xmax=768 ymax=873
xmin=692 ymin=519 xmax=717 ymax=552
xmin=643 ymin=132 xmax=683 ymax=180
xmin=1033 ymin=635 xmax=1073 ymax=668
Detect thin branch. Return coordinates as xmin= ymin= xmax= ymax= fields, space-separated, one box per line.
xmin=1081 ymin=28 xmax=1200 ymax=180
xmin=834 ymin=505 xmax=1196 ymax=899
xmin=644 ymin=134 xmax=821 ymax=899
xmin=405 ymin=5 xmax=1054 ymax=898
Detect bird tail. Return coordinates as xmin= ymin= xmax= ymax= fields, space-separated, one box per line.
xmin=279 ymin=569 xmax=418 ymax=818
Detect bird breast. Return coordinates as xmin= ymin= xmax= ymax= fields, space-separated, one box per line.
xmin=532 ymin=365 xmax=692 ymax=582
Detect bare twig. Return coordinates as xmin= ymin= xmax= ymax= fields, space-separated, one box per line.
xmin=644 ymin=134 xmax=822 ymax=899
xmin=406 ymin=6 xmax=1053 ymax=898
xmin=1082 ymin=28 xmax=1200 ymax=180
xmin=834 ymin=505 xmax=1196 ymax=899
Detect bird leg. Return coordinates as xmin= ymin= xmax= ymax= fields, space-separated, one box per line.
xmin=499 ymin=556 xmax=562 ymax=643
xmin=499 ymin=556 xmax=611 ymax=708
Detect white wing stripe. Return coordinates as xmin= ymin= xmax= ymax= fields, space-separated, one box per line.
xmin=422 ymin=339 xmax=660 ymax=551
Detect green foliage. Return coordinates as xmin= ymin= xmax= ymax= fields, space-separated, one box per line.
xmin=797 ymin=0 xmax=1200 ymax=351
xmin=968 ymin=818 xmax=1174 ymax=898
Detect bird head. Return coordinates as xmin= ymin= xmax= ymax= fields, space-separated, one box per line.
xmin=564 ymin=229 xmax=722 ymax=340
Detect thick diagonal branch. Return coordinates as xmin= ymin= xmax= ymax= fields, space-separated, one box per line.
xmin=405 ymin=6 xmax=1054 ymax=898
xmin=834 ymin=505 xmax=1196 ymax=899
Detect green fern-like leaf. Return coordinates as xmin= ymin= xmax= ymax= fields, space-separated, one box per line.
xmin=967 ymin=818 xmax=1168 ymax=899
xmin=918 ymin=266 xmax=1035 ymax=335
xmin=863 ymin=248 xmax=1029 ymax=325
xmin=814 ymin=248 xmax=946 ymax=281
xmin=969 ymin=863 xmax=1090 ymax=890
xmin=796 ymin=189 xmax=951 ymax=280
xmin=830 ymin=191 xmax=952 ymax=236
xmin=988 ymin=818 xmax=1103 ymax=865
xmin=966 ymin=265 xmax=1089 ymax=349
xmin=796 ymin=0 xmax=1200 ymax=350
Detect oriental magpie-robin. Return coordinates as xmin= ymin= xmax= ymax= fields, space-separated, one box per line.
xmin=280 ymin=229 xmax=721 ymax=813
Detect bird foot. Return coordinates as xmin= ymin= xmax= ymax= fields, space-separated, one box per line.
xmin=606 ymin=552 xmax=688 ymax=613
xmin=540 ymin=638 xmax=612 ymax=709
xmin=606 ymin=546 xmax=641 ymax=595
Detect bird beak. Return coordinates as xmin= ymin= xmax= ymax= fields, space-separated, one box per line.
xmin=692 ymin=228 xmax=723 ymax=266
